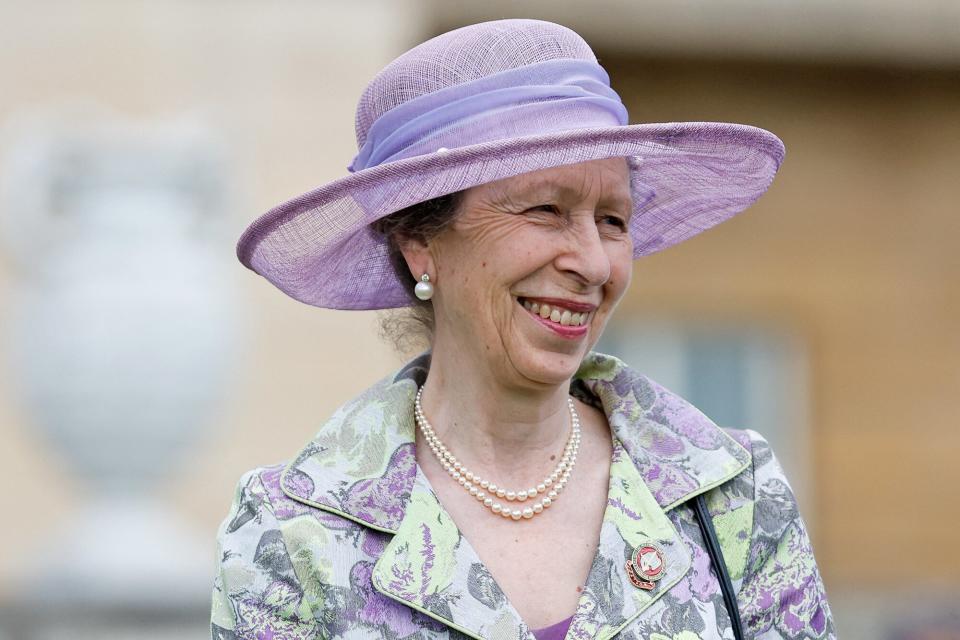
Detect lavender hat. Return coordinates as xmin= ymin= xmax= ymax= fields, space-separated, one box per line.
xmin=237 ymin=19 xmax=784 ymax=310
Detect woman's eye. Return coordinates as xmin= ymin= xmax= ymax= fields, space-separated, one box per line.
xmin=601 ymin=215 xmax=627 ymax=230
xmin=527 ymin=204 xmax=559 ymax=214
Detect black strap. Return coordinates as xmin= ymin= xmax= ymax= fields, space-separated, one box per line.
xmin=692 ymin=493 xmax=745 ymax=640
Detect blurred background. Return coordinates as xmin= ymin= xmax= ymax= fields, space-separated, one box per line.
xmin=0 ymin=1 xmax=957 ymax=638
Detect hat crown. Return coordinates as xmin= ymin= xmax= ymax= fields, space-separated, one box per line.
xmin=354 ymin=19 xmax=598 ymax=149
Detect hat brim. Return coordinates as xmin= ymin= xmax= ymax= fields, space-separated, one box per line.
xmin=237 ymin=122 xmax=784 ymax=310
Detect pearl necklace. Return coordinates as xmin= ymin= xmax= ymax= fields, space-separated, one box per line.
xmin=414 ymin=387 xmax=582 ymax=521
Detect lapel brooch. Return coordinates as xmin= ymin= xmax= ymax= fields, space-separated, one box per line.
xmin=626 ymin=543 xmax=665 ymax=590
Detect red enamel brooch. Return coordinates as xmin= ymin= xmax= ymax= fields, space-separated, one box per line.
xmin=626 ymin=544 xmax=665 ymax=590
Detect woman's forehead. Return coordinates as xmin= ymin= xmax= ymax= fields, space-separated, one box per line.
xmin=483 ymin=159 xmax=632 ymax=205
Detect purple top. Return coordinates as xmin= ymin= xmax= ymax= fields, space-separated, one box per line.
xmin=531 ymin=615 xmax=573 ymax=640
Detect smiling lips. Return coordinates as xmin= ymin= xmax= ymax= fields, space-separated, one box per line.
xmin=517 ymin=297 xmax=595 ymax=336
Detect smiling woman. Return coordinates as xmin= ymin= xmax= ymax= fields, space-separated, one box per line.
xmin=213 ymin=18 xmax=835 ymax=640
xmin=397 ymin=158 xmax=634 ymax=392
xmin=374 ymin=159 xmax=637 ymax=355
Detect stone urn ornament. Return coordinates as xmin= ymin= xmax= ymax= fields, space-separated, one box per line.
xmin=0 ymin=104 xmax=242 ymax=616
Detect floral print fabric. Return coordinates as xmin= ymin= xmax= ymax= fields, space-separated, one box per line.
xmin=211 ymin=352 xmax=834 ymax=639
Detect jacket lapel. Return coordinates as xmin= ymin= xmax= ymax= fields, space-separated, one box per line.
xmin=278 ymin=352 xmax=751 ymax=639
xmin=563 ymin=353 xmax=751 ymax=639
xmin=574 ymin=352 xmax=751 ymax=511
xmin=563 ymin=436 xmax=691 ymax=640
xmin=370 ymin=463 xmax=532 ymax=640
xmin=277 ymin=355 xmax=429 ymax=533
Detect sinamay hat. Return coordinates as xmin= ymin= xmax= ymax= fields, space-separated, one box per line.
xmin=237 ymin=19 xmax=784 ymax=310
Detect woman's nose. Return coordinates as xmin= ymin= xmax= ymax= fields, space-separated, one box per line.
xmin=554 ymin=219 xmax=611 ymax=287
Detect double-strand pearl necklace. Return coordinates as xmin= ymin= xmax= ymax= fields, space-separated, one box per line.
xmin=414 ymin=386 xmax=582 ymax=521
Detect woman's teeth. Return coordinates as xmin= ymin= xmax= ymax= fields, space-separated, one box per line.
xmin=521 ymin=299 xmax=591 ymax=326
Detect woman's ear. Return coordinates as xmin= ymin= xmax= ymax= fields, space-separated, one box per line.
xmin=397 ymin=234 xmax=436 ymax=282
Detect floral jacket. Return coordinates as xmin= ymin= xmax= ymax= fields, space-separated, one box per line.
xmin=210 ymin=352 xmax=835 ymax=640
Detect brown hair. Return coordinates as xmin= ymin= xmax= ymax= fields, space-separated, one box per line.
xmin=371 ymin=190 xmax=464 ymax=353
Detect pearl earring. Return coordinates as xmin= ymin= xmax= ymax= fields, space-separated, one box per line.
xmin=414 ymin=273 xmax=434 ymax=301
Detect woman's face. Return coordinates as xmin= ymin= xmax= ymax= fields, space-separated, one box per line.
xmin=421 ymin=157 xmax=634 ymax=390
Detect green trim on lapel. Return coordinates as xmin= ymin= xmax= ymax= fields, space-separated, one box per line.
xmin=565 ymin=435 xmax=692 ymax=640
xmin=371 ymin=464 xmax=529 ymax=640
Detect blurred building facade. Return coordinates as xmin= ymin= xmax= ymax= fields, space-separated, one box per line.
xmin=0 ymin=1 xmax=957 ymax=637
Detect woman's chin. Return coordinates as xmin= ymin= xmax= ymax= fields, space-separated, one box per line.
xmin=504 ymin=305 xmax=601 ymax=385
xmin=509 ymin=348 xmax=586 ymax=388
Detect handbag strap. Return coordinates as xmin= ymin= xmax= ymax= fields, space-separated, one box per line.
xmin=692 ymin=493 xmax=745 ymax=640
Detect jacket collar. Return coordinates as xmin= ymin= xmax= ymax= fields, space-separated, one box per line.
xmin=279 ymin=351 xmax=751 ymax=639
xmin=279 ymin=351 xmax=750 ymax=531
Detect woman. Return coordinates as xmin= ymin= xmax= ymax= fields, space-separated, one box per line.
xmin=212 ymin=19 xmax=834 ymax=640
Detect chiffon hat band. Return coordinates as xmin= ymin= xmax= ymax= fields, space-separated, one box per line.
xmin=236 ymin=19 xmax=785 ymax=310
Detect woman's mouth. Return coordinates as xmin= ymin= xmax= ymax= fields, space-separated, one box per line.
xmin=517 ymin=297 xmax=595 ymax=337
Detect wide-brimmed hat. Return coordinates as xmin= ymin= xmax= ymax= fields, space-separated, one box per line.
xmin=237 ymin=19 xmax=784 ymax=310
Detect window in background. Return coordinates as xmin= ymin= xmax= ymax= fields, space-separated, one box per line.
xmin=596 ymin=317 xmax=813 ymax=518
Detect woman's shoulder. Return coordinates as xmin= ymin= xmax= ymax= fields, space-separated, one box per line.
xmin=717 ymin=427 xmax=798 ymax=505
xmin=715 ymin=429 xmax=834 ymax=637
xmin=212 ymin=462 xmax=321 ymax=637
xmin=215 ymin=463 xmax=322 ymax=575
xmin=219 ymin=462 xmax=303 ymax=527
xmin=215 ymin=458 xmax=376 ymax=601
xmin=710 ymin=427 xmax=800 ymax=522
xmin=213 ymin=461 xmax=379 ymax=636
xmin=218 ymin=460 xmax=372 ymax=539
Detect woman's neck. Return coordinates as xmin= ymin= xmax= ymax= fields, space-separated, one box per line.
xmin=418 ymin=348 xmax=575 ymax=488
